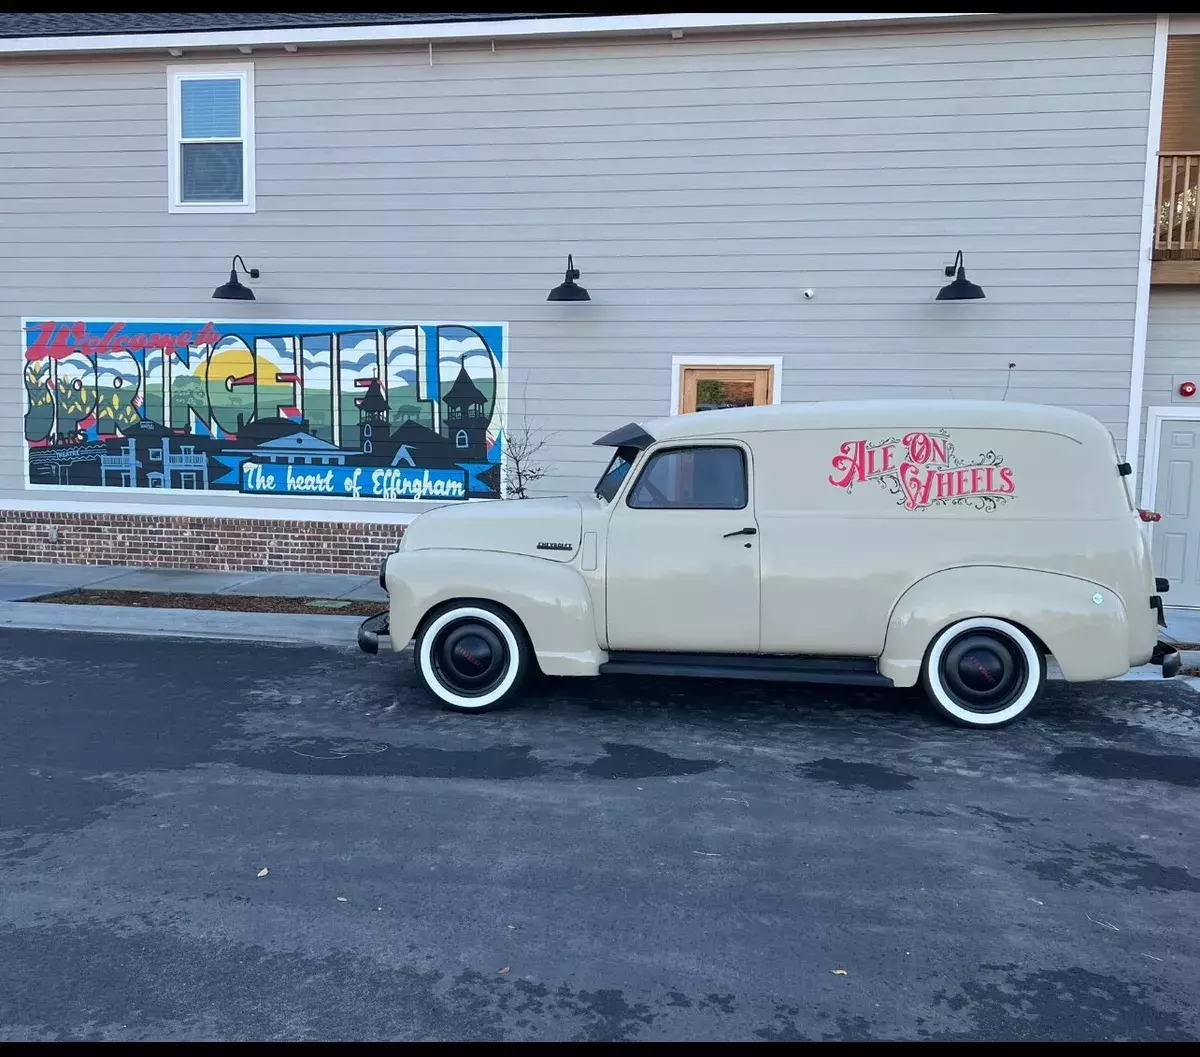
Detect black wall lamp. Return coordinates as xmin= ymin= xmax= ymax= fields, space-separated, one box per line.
xmin=212 ymin=254 xmax=260 ymax=300
xmin=547 ymin=254 xmax=590 ymax=302
xmin=936 ymin=250 xmax=985 ymax=301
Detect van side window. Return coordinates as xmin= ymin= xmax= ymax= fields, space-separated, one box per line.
xmin=627 ymin=446 xmax=747 ymax=510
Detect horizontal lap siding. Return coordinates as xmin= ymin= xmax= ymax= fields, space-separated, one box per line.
xmin=0 ymin=17 xmax=1154 ymax=514
xmin=1141 ymin=289 xmax=1200 ymax=490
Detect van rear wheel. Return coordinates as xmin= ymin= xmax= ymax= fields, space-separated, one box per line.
xmin=415 ymin=602 xmax=529 ymax=713
xmin=920 ymin=618 xmax=1045 ymax=728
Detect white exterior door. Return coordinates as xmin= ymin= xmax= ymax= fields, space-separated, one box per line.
xmin=605 ymin=444 xmax=760 ymax=652
xmin=1153 ymin=420 xmax=1200 ymax=607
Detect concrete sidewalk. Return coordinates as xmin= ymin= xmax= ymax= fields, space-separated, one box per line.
xmin=1163 ymin=605 xmax=1200 ymax=646
xmin=0 ymin=560 xmax=387 ymax=604
xmin=0 ymin=561 xmax=386 ymax=648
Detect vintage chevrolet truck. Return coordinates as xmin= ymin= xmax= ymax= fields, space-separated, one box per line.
xmin=358 ymin=400 xmax=1179 ymax=728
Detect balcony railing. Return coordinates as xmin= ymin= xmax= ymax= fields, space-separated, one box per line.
xmin=165 ymin=452 xmax=206 ymax=469
xmin=1155 ymin=152 xmax=1200 ymax=258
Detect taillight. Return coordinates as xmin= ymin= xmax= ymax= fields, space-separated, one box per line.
xmin=1138 ymin=509 xmax=1162 ymax=523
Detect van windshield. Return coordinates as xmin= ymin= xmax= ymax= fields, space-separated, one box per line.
xmin=595 ymin=446 xmax=638 ymax=503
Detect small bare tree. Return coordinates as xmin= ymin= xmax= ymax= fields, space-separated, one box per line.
xmin=503 ymin=387 xmax=558 ymax=499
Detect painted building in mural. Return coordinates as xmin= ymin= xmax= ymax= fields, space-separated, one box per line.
xmin=0 ymin=11 xmax=1198 ymax=582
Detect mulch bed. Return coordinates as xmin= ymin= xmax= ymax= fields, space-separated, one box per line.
xmin=31 ymin=588 xmax=385 ymax=617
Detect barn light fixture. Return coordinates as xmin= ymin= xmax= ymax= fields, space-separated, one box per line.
xmin=212 ymin=255 xmax=260 ymax=301
xmin=936 ymin=250 xmax=985 ymax=301
xmin=547 ymin=254 xmax=591 ymax=302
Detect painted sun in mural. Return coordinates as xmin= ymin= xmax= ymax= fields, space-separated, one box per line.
xmin=203 ymin=347 xmax=288 ymax=388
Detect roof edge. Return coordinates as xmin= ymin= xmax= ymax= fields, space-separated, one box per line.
xmin=0 ymin=12 xmax=996 ymax=56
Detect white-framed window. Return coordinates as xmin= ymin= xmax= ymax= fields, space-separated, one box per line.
xmin=669 ymin=356 xmax=784 ymax=415
xmin=167 ymin=64 xmax=255 ymax=213
xmin=455 ymin=429 xmax=469 ymax=449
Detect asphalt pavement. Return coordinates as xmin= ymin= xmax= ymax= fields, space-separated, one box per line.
xmin=2 ymin=628 xmax=1199 ymax=1041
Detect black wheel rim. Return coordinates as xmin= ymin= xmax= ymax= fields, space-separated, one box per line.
xmin=939 ymin=630 xmax=1028 ymax=714
xmin=431 ymin=618 xmax=509 ymax=698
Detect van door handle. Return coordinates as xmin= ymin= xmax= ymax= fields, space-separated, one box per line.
xmin=723 ymin=526 xmax=757 ymax=538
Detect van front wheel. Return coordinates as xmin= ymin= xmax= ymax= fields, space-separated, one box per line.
xmin=920 ymin=618 xmax=1045 ymax=728
xmin=415 ymin=603 xmax=528 ymax=713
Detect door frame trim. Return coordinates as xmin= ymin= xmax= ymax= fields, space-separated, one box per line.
xmin=1140 ymin=405 xmax=1200 ymax=524
xmin=1123 ymin=13 xmax=1169 ymax=497
xmin=669 ymin=355 xmax=783 ymax=415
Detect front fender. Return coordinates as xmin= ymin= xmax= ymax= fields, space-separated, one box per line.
xmin=878 ymin=565 xmax=1130 ymax=687
xmin=384 ymin=550 xmax=603 ymax=676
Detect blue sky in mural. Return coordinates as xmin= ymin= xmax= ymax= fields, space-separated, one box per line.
xmin=439 ymin=352 xmax=493 ymax=367
xmin=339 ymin=350 xmax=380 ymax=373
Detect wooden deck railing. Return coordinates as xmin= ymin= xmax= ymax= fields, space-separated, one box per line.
xmin=1156 ymin=152 xmax=1200 ymax=259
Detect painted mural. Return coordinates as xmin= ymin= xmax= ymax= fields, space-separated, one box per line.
xmin=22 ymin=319 xmax=507 ymax=501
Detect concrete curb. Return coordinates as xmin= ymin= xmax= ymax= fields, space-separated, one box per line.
xmin=0 ymin=601 xmax=367 ymax=648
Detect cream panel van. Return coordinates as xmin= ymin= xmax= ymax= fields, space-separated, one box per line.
xmin=360 ymin=400 xmax=1179 ymax=729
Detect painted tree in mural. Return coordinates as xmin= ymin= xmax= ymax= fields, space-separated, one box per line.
xmin=96 ymin=387 xmax=142 ymax=433
xmin=55 ymin=379 xmax=97 ymax=427
xmin=23 ymin=361 xmax=54 ymax=441
xmin=168 ymin=374 xmax=207 ymax=429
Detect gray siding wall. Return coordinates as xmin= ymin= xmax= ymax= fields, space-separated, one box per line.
xmin=1147 ymin=289 xmax=1200 ymax=408
xmin=0 ymin=16 xmax=1155 ymax=514
xmin=1143 ymin=288 xmax=1200 ymax=486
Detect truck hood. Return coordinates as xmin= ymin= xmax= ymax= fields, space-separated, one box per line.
xmin=402 ymin=497 xmax=583 ymax=562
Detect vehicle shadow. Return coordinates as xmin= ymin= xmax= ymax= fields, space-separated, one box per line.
xmin=507 ymin=666 xmax=1200 ymax=744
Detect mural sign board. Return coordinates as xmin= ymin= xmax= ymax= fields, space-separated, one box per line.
xmin=22 ymin=318 xmax=507 ymax=502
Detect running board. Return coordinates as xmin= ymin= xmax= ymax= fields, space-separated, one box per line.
xmin=600 ymin=651 xmax=892 ymax=687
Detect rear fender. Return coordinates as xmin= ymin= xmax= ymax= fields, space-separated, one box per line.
xmin=879 ymin=565 xmax=1130 ymax=687
xmin=384 ymin=550 xmax=603 ymax=676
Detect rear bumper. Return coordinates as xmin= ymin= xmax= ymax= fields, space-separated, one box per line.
xmin=357 ymin=610 xmax=390 ymax=655
xmin=1151 ymin=639 xmax=1181 ymax=679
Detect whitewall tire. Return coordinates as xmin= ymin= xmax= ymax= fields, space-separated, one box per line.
xmin=920 ymin=617 xmax=1045 ymax=729
xmin=415 ymin=603 xmax=529 ymax=713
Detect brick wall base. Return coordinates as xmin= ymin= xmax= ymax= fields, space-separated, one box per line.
xmin=0 ymin=510 xmax=404 ymax=575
